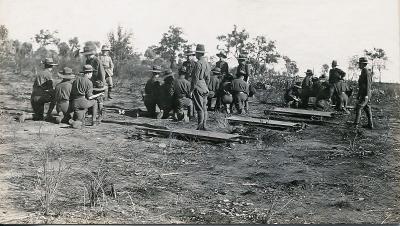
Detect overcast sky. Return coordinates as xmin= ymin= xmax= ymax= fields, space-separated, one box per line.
xmin=0 ymin=0 xmax=399 ymax=82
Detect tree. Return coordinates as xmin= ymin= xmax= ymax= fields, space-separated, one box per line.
xmin=156 ymin=26 xmax=187 ymax=69
xmin=282 ymin=56 xmax=299 ymax=77
xmin=0 ymin=25 xmax=8 ymax=42
xmin=217 ymin=25 xmax=249 ymax=58
xmin=34 ymin=29 xmax=60 ymax=47
xmin=321 ymin=64 xmax=329 ymax=76
xmin=107 ymin=25 xmax=139 ymax=76
xmin=364 ymin=48 xmax=388 ymax=83
xmin=245 ymin=36 xmax=280 ymax=75
xmin=68 ymin=37 xmax=80 ymax=52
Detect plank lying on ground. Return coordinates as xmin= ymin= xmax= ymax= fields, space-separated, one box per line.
xmin=227 ymin=115 xmax=303 ymax=130
xmin=135 ymin=126 xmax=250 ymax=143
xmin=266 ymin=107 xmax=334 ymax=118
xmin=267 ymin=115 xmax=340 ymax=125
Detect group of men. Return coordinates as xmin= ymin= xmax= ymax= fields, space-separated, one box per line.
xmin=29 ymin=45 xmax=115 ymax=129
xmin=143 ymin=44 xmax=255 ymax=131
xmin=284 ymin=58 xmax=373 ymax=129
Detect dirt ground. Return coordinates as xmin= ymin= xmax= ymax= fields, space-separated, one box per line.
xmin=1 ymin=68 xmax=400 ymax=224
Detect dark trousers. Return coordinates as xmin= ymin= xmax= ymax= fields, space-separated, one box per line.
xmin=192 ymin=89 xmax=208 ymax=130
xmin=144 ymin=95 xmax=161 ymax=118
xmin=56 ymin=100 xmax=72 ymax=122
xmin=31 ymin=93 xmax=55 ymax=120
xmin=354 ymin=97 xmax=373 ymax=127
xmin=71 ymin=97 xmax=97 ymax=122
xmin=233 ymin=92 xmax=248 ymax=114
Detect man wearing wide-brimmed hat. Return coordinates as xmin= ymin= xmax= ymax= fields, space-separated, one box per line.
xmin=284 ymin=81 xmax=302 ymax=108
xmin=30 ymin=57 xmax=58 ymax=121
xmin=173 ymin=66 xmax=193 ymax=122
xmin=231 ymin=72 xmax=250 ymax=114
xmin=143 ymin=65 xmax=164 ymax=118
xmin=354 ymin=57 xmax=373 ymax=129
xmin=328 ymin=60 xmax=346 ymax=105
xmin=207 ymin=67 xmax=221 ymax=111
xmin=236 ymin=53 xmax=253 ymax=82
xmin=54 ymin=67 xmax=75 ymax=124
xmin=69 ymin=65 xmax=99 ymax=128
xmin=301 ymin=69 xmax=314 ymax=108
xmin=182 ymin=46 xmax=196 ymax=81
xmin=191 ymin=44 xmax=211 ymax=130
xmin=159 ymin=69 xmax=176 ymax=119
xmin=216 ymin=51 xmax=229 ymax=76
xmin=98 ymin=45 xmax=114 ymax=100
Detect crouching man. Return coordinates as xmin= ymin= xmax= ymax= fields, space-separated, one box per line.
xmin=231 ymin=72 xmax=249 ymax=114
xmin=54 ymin=67 xmax=75 ymax=124
xmin=284 ymin=81 xmax=302 ymax=108
xmin=143 ymin=65 xmax=163 ymax=118
xmin=69 ymin=65 xmax=101 ymax=129
xmin=218 ymin=73 xmax=234 ymax=113
xmin=173 ymin=66 xmax=193 ymax=122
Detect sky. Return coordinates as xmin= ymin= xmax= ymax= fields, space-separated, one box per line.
xmin=0 ymin=0 xmax=399 ymax=82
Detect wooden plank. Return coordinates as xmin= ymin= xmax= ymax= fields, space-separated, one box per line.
xmin=135 ymin=126 xmax=244 ymax=143
xmin=227 ymin=116 xmax=302 ymax=129
xmin=266 ymin=107 xmax=334 ymax=118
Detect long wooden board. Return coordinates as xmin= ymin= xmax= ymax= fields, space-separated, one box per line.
xmin=135 ymin=126 xmax=248 ymax=143
xmin=227 ymin=116 xmax=303 ymax=130
xmin=266 ymin=107 xmax=334 ymax=118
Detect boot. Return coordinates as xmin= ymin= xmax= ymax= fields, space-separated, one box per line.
xmin=108 ymin=87 xmax=113 ymax=99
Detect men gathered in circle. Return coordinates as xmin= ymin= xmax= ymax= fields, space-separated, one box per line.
xmin=30 ymin=58 xmax=57 ymax=121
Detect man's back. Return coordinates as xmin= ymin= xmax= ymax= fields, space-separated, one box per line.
xmin=174 ymin=78 xmax=191 ymax=98
xmin=329 ymin=68 xmax=346 ymax=84
xmin=55 ymin=80 xmax=73 ymax=101
xmin=32 ymin=70 xmax=53 ymax=96
xmin=70 ymin=75 xmax=93 ymax=100
xmin=191 ymin=57 xmax=210 ymax=93
xmin=231 ymin=78 xmax=249 ymax=93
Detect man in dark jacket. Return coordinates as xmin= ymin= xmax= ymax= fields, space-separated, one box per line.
xmin=354 ymin=57 xmax=373 ymax=129
xmin=173 ymin=66 xmax=193 ymax=122
xmin=191 ymin=44 xmax=210 ymax=130
xmin=328 ymin=60 xmax=346 ymax=105
xmin=207 ymin=67 xmax=221 ymax=111
xmin=31 ymin=58 xmax=57 ymax=121
xmin=182 ymin=47 xmax=196 ymax=81
xmin=54 ymin=67 xmax=75 ymax=124
xmin=216 ymin=51 xmax=229 ymax=76
xmin=143 ymin=65 xmax=163 ymax=118
xmin=160 ymin=69 xmax=175 ymax=119
xmin=236 ymin=54 xmax=253 ymax=82
xmin=301 ymin=69 xmax=314 ymax=108
xmin=231 ymin=71 xmax=250 ymax=114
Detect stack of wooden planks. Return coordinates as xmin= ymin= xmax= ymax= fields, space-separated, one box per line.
xmin=226 ymin=115 xmax=304 ymax=130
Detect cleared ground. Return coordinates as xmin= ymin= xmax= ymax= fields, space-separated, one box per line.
xmin=1 ymin=68 xmax=400 ymax=224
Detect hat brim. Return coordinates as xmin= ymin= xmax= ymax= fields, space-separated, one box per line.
xmin=195 ymin=50 xmax=206 ymax=53
xmin=184 ymin=52 xmax=195 ymax=56
xmin=216 ymin=53 xmax=227 ymax=58
xmin=58 ymin=73 xmax=76 ymax=79
xmin=81 ymin=50 xmax=96 ymax=55
xmin=80 ymin=70 xmax=94 ymax=73
xmin=149 ymin=70 xmax=162 ymax=73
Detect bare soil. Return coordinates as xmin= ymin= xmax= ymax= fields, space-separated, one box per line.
xmin=1 ymin=68 xmax=400 ymax=224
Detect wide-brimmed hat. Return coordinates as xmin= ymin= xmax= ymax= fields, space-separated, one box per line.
xmin=195 ymin=44 xmax=206 ymax=53
xmin=149 ymin=65 xmax=162 ymax=73
xmin=212 ymin=67 xmax=221 ymax=75
xmin=80 ymin=64 xmax=94 ymax=73
xmin=184 ymin=47 xmax=195 ymax=56
xmin=216 ymin=51 xmax=227 ymax=58
xmin=101 ymin=45 xmax=110 ymax=51
xmin=305 ymin=69 xmax=313 ymax=75
xmin=58 ymin=67 xmax=75 ymax=79
xmin=80 ymin=46 xmax=96 ymax=55
xmin=42 ymin=58 xmax=58 ymax=66
xmin=237 ymin=54 xmax=248 ymax=60
xmin=358 ymin=57 xmax=369 ymax=64
xmin=332 ymin=60 xmax=338 ymax=67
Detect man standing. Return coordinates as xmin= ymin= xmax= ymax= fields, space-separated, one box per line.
xmin=54 ymin=67 xmax=75 ymax=124
xmin=328 ymin=60 xmax=346 ymax=105
xmin=143 ymin=65 xmax=163 ymax=118
xmin=69 ymin=65 xmax=99 ymax=129
xmin=182 ymin=47 xmax=196 ymax=81
xmin=98 ymin=45 xmax=114 ymax=100
xmin=231 ymin=71 xmax=250 ymax=114
xmin=173 ymin=66 xmax=193 ymax=122
xmin=81 ymin=45 xmax=107 ymax=121
xmin=354 ymin=57 xmax=373 ymax=129
xmin=191 ymin=44 xmax=210 ymax=130
xmin=31 ymin=58 xmax=57 ymax=121
xmin=207 ymin=67 xmax=221 ymax=111
xmin=216 ymin=51 xmax=229 ymax=76
xmin=236 ymin=53 xmax=253 ymax=82
xmin=301 ymin=69 xmax=314 ymax=108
